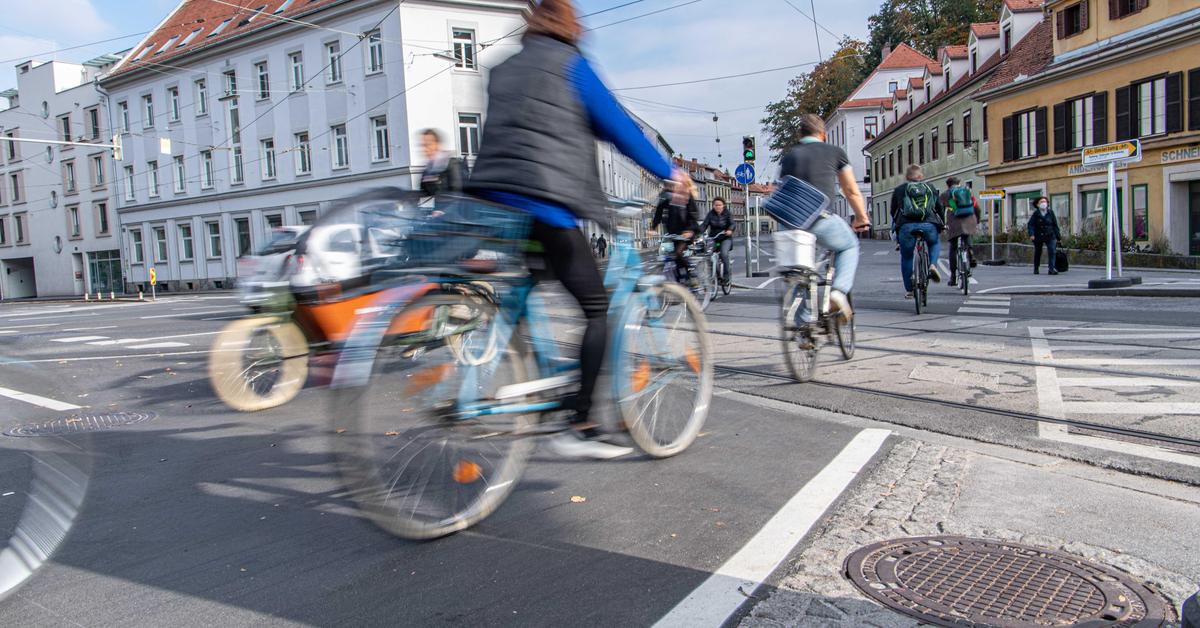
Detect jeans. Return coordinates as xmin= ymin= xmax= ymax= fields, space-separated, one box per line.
xmin=1033 ymin=238 xmax=1057 ymax=273
xmin=899 ymin=222 xmax=941 ymax=292
xmin=807 ymin=216 xmax=859 ymax=294
xmin=948 ymin=235 xmax=975 ymax=278
xmin=714 ymin=237 xmax=732 ymax=282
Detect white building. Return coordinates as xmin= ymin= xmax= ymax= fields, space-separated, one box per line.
xmin=99 ymin=0 xmax=530 ymax=293
xmin=592 ymin=113 xmax=671 ymax=245
xmin=0 ymin=55 xmax=124 ymax=298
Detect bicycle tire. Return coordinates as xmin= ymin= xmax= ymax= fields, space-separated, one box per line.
xmin=693 ymin=257 xmax=714 ymax=311
xmin=834 ymin=308 xmax=855 ymax=360
xmin=912 ymin=243 xmax=924 ymax=315
xmin=959 ymin=249 xmax=970 ymax=296
xmin=209 ymin=317 xmax=309 ymax=412
xmin=780 ymin=279 xmax=818 ymax=381
xmin=334 ymin=292 xmax=534 ymax=540
xmin=443 ymin=282 xmax=500 ymax=366
xmin=616 ymin=282 xmax=713 ymax=458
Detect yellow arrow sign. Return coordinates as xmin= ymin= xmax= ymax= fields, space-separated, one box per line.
xmin=1082 ymin=140 xmax=1142 ymax=166
xmin=978 ymin=190 xmax=1006 ymax=200
xmin=149 ymin=267 xmax=157 ymax=286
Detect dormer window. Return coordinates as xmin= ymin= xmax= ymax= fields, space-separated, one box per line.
xmin=178 ymin=28 xmax=202 ymax=47
xmin=944 ymin=65 xmax=951 ymax=89
xmin=1057 ymin=1 xmax=1088 ymax=39
xmin=970 ymin=49 xmax=978 ymax=73
xmin=1002 ymin=24 xmax=1012 ymax=54
xmin=888 ymin=81 xmax=898 ymax=93
xmin=134 ymin=44 xmax=154 ymax=61
xmin=926 ymin=85 xmax=930 ymax=101
xmin=156 ymin=36 xmax=179 ymax=54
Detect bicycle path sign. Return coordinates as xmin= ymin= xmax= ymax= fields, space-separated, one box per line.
xmin=735 ymin=163 xmax=755 ymax=185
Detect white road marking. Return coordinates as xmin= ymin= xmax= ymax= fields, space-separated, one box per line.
xmin=139 ymin=309 xmax=233 ymax=319
xmin=1 ymin=350 xmax=217 ymax=364
xmin=654 ymin=428 xmax=891 ymax=627
xmin=126 ymin=342 xmax=190 ymax=349
xmin=0 ymin=323 xmax=61 ymax=330
xmin=8 ymin=313 xmax=98 ymax=322
xmin=1060 ymin=402 xmax=1200 ymax=414
xmin=1056 ymin=377 xmax=1198 ymax=387
xmin=0 ymin=331 xmax=16 ymax=335
xmin=1059 ymin=333 xmax=1200 ymax=341
xmin=50 ymin=336 xmax=109 ymax=343
xmin=956 ymin=307 xmax=1011 ymax=315
xmin=59 ymin=326 xmax=120 ymax=332
xmin=0 ymin=386 xmax=81 ymax=411
xmin=964 ymin=295 xmax=1011 ymax=301
xmin=86 ymin=331 xmax=221 ymax=346
xmin=201 ymin=314 xmax=245 ymax=321
xmin=873 ymin=251 xmax=889 ymax=256
xmin=1049 ymin=358 xmax=1200 ymax=366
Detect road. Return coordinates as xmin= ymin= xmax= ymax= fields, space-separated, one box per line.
xmin=1 ymin=238 xmax=1198 ymax=625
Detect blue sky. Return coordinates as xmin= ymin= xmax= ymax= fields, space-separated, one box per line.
xmin=0 ymin=0 xmax=876 ymax=172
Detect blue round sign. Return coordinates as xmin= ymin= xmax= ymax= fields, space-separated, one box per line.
xmin=735 ymin=163 xmax=755 ymax=185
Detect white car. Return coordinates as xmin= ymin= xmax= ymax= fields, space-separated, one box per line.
xmin=237 ymin=226 xmax=309 ymax=308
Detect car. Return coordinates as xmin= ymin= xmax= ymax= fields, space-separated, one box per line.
xmin=237 ymin=226 xmax=309 ymax=309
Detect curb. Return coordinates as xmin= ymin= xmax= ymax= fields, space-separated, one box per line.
xmin=989 ymin=288 xmax=1200 ymax=298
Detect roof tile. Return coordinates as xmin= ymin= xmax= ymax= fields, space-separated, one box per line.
xmin=877 ymin=43 xmax=936 ymax=69
xmin=1004 ymin=0 xmax=1044 ymax=13
xmin=980 ymin=18 xmax=1053 ymax=91
xmin=971 ymin=22 xmax=1001 ymax=38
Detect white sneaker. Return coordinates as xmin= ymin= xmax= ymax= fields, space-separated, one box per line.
xmin=828 ymin=290 xmax=852 ymax=321
xmin=545 ymin=432 xmax=634 ymax=460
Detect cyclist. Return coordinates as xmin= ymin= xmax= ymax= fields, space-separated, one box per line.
xmin=778 ymin=114 xmax=870 ymax=319
xmin=418 ymin=129 xmax=466 ymax=197
xmin=699 ymin=197 xmax=735 ymax=286
xmin=466 ymin=0 xmax=690 ymax=460
xmin=890 ymin=164 xmax=944 ymax=298
xmin=941 ymin=177 xmax=979 ymax=287
xmin=651 ymin=178 xmax=701 ymax=283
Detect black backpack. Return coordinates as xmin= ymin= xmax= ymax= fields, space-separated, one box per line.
xmin=902 ymin=183 xmax=936 ymax=221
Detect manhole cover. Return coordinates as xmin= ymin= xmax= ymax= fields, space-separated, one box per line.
xmin=845 ymin=536 xmax=1169 ymax=627
xmin=4 ymin=411 xmax=156 ymax=437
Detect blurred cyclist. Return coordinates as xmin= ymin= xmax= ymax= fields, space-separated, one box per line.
xmin=466 ymin=0 xmax=690 ymax=460
xmin=418 ymin=129 xmax=465 ymax=197
xmin=699 ymin=197 xmax=735 ymax=285
xmin=651 ymin=177 xmax=700 ymax=283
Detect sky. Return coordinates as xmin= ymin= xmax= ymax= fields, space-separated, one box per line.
xmin=0 ymin=0 xmax=878 ymax=180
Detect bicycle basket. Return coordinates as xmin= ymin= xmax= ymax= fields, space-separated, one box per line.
xmin=402 ymin=195 xmax=531 ymax=268
xmin=774 ymin=229 xmax=818 ymax=270
xmin=763 ymin=176 xmax=830 ymax=231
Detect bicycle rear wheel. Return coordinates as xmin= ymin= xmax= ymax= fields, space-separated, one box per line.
xmin=616 ymin=282 xmax=713 ymax=458
xmin=958 ymin=246 xmax=970 ymax=296
xmin=834 ymin=305 xmax=855 ymax=360
xmin=692 ymin=257 xmax=714 ymax=311
xmin=912 ymin=249 xmax=924 ymax=316
xmin=334 ymin=292 xmax=534 ymax=540
xmin=780 ymin=280 xmax=819 ymax=381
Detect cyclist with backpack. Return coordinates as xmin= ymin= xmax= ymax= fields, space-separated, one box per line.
xmin=942 ymin=177 xmax=979 ymax=287
xmin=890 ymin=164 xmax=944 ymax=298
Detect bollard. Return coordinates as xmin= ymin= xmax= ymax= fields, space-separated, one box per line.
xmin=110 ymin=291 xmax=115 ymax=301
xmin=84 ymin=293 xmax=89 ymax=302
xmin=138 ymin=290 xmax=144 ymax=301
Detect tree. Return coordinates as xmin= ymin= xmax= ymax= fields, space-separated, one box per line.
xmin=761 ymin=39 xmax=870 ymax=158
xmin=865 ymin=0 xmax=1003 ymax=64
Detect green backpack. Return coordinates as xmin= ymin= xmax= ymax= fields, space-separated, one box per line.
xmin=902 ymin=182 xmax=936 ymax=221
xmin=949 ymin=186 xmax=975 ymax=217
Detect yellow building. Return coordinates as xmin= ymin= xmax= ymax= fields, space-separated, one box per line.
xmin=977 ymin=0 xmax=1200 ymax=255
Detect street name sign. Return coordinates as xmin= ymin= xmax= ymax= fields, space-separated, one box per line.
xmin=735 ymin=163 xmax=755 ymax=185
xmin=1082 ymin=140 xmax=1142 ymax=166
xmin=978 ymin=190 xmax=1005 ymax=201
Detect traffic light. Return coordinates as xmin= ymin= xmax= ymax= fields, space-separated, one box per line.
xmin=742 ymin=136 xmax=755 ymax=163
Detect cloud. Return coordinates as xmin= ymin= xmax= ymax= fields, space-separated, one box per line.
xmin=0 ymin=34 xmax=61 ymax=66
xmin=6 ymin=0 xmax=114 ymax=40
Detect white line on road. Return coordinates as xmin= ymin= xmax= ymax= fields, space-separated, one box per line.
xmin=957 ymin=307 xmax=1011 ymax=315
xmin=59 ymin=326 xmax=119 ymax=332
xmin=8 ymin=313 xmax=98 ymax=322
xmin=49 ymin=336 xmax=109 ymax=343
xmin=86 ymin=331 xmax=221 ymax=345
xmin=873 ymin=251 xmax=889 ymax=256
xmin=0 ymin=323 xmax=61 ymax=330
xmin=0 ymin=349 xmax=216 ymax=364
xmin=1060 ymin=401 xmax=1200 ymax=414
xmin=1048 ymin=358 xmax=1200 ymax=366
xmin=139 ymin=309 xmax=235 ymax=319
xmin=1056 ymin=333 xmax=1200 ymax=341
xmin=126 ymin=342 xmax=191 ymax=349
xmin=964 ymin=295 xmax=1011 ymax=301
xmin=201 ymin=314 xmax=245 ymax=321
xmin=654 ymin=428 xmax=891 ymax=628
xmin=0 ymin=386 xmax=81 ymax=411
xmin=1056 ymin=377 xmax=1199 ymax=387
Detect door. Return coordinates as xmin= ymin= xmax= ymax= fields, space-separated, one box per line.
xmin=88 ymin=250 xmax=123 ymax=294
xmin=1190 ymin=181 xmax=1200 ymax=255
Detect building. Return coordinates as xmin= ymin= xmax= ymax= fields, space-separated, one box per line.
xmin=98 ymin=0 xmax=530 ymax=293
xmin=0 ymin=55 xmax=124 ymax=298
xmin=591 ymin=113 xmax=672 ymax=246
xmin=978 ymin=0 xmax=1200 ymax=254
xmin=865 ymin=5 xmax=1045 ymax=238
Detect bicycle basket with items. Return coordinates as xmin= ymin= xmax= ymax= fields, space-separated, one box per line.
xmin=764 ymin=175 xmax=829 ymax=271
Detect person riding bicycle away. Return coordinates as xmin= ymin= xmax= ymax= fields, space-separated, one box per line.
xmin=1027 ymin=196 xmax=1062 ymax=275
xmin=778 ymin=114 xmax=870 ymax=319
xmin=651 ymin=178 xmax=701 ymax=282
xmin=700 ymin=197 xmax=735 ymax=284
xmin=941 ymin=177 xmax=980 ymax=287
xmin=890 ymin=164 xmax=945 ymax=298
xmin=465 ymin=0 xmax=690 ymax=460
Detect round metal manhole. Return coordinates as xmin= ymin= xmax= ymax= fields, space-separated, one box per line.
xmin=845 ymin=536 xmax=1170 ymax=627
xmin=4 ymin=411 xmax=157 ymax=437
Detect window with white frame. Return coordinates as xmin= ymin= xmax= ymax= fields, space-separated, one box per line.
xmin=59 ymin=114 xmax=72 ymax=142
xmin=13 ymin=213 xmax=25 ymax=243
xmin=326 ymin=41 xmax=342 ymax=83
xmin=223 ymin=70 xmax=237 ymax=97
xmin=1136 ymin=77 xmax=1167 ymax=137
xmin=289 ymin=52 xmax=304 ymax=91
xmin=92 ymin=154 xmax=105 ymax=186
xmin=255 ymin=62 xmax=270 ymax=99
xmin=261 ymin=139 xmax=276 ymax=179
xmin=235 ymin=217 xmax=251 ymax=256
xmin=148 ymin=160 xmax=159 ymax=197
xmin=87 ymin=107 xmax=101 ymax=139
xmin=67 ymin=205 xmax=81 ymax=237
xmin=1016 ymin=109 xmax=1038 ymax=158
xmin=1071 ymin=96 xmax=1095 ymax=149
xmin=458 ymin=113 xmax=481 ymax=159
xmin=118 ymin=101 xmax=129 ymax=132
xmin=201 ymin=150 xmax=214 ymax=188
xmin=168 ymin=86 xmax=180 ymax=122
xmin=123 ymin=166 xmax=135 ymax=201
xmin=371 ymin=117 xmax=390 ymax=162
xmin=195 ymin=79 xmax=208 ymax=115
xmin=64 ymin=161 xmax=77 ymax=193
xmin=154 ymin=226 xmax=168 ymax=261
xmin=331 ymin=124 xmax=349 ymax=168
xmin=367 ymin=30 xmax=384 ymax=73
xmin=864 ymin=116 xmax=878 ymax=140
xmin=130 ymin=228 xmax=144 ymax=263
xmin=173 ymin=155 xmax=186 ymax=193
xmin=206 ymin=221 xmax=221 ymax=257
xmin=294 ymin=132 xmax=312 ymax=174
xmin=96 ymin=202 xmax=109 ymax=234
xmin=231 ymin=146 xmax=244 ymax=184
xmin=142 ymin=94 xmax=154 ymax=128
xmin=179 ymin=223 xmax=194 ymax=260
xmin=453 ymin=29 xmax=476 ymax=70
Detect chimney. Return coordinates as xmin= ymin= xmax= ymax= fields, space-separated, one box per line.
xmin=882 ymin=44 xmax=892 ymax=59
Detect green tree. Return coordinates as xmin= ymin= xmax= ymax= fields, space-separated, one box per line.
xmin=761 ymin=39 xmax=870 ymax=158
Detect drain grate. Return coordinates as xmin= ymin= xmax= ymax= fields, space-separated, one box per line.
xmin=845 ymin=536 xmax=1168 ymax=627
xmin=4 ymin=411 xmax=157 ymax=437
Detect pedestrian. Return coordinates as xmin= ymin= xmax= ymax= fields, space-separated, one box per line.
xmin=590 ymin=232 xmax=598 ymax=256
xmin=418 ymin=129 xmax=466 ymax=197
xmin=941 ymin=177 xmax=980 ymax=287
xmin=597 ymin=233 xmax=607 ymax=258
xmin=890 ymin=164 xmax=945 ymax=298
xmin=1027 ymin=196 xmax=1062 ymax=275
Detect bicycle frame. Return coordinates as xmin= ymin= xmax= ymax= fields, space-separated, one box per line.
xmin=782 ymin=252 xmax=834 ymax=327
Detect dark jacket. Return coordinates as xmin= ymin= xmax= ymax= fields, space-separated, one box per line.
xmin=700 ymin=208 xmax=735 ymax=237
xmin=465 ymin=36 xmax=608 ymax=224
xmin=890 ymin=181 xmax=946 ymax=232
xmin=652 ymin=196 xmax=700 ymax=235
xmin=1027 ymin=209 xmax=1062 ymax=242
xmin=420 ymin=157 xmax=466 ymax=197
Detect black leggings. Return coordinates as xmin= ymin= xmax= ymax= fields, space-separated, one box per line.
xmin=530 ymin=222 xmax=609 ymax=423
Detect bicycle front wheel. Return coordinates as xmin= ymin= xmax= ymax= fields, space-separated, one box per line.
xmin=616 ymin=282 xmax=713 ymax=458
xmin=780 ymin=280 xmax=819 ymax=382
xmin=333 ymin=292 xmax=534 ymax=540
xmin=208 ymin=317 xmax=309 ymax=412
xmin=693 ymin=258 xmax=714 ymax=311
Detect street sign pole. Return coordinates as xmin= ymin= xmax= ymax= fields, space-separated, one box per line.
xmin=1082 ymin=140 xmax=1141 ymax=288
xmin=1106 ymin=161 xmax=1116 ymax=280
xmin=990 ymin=199 xmax=997 ymax=262
xmin=734 ymin=163 xmax=756 ymax=278
xmin=977 ymin=190 xmax=1006 ymax=265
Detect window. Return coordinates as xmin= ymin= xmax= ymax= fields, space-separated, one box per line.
xmin=331 ymin=124 xmax=349 ymax=168
xmin=1058 ymin=1 xmax=1087 ymax=39
xmin=1136 ymin=77 xmax=1167 ymax=137
xmin=8 ymin=173 xmax=21 ymax=203
xmin=235 ymin=217 xmax=251 ymax=257
xmin=367 ymin=30 xmax=384 ymax=73
xmin=864 ymin=116 xmax=878 ymax=140
xmin=195 ymin=79 xmax=208 ymax=115
xmin=13 ymin=213 xmax=25 ymax=244
xmin=87 ymin=107 xmax=101 ymax=139
xmin=326 ymin=42 xmax=342 ymax=83
xmin=458 ymin=113 xmax=481 ymax=159
xmin=982 ymin=105 xmax=989 ymax=141
xmin=134 ymin=43 xmax=154 ymax=62
xmin=371 ymin=117 xmax=390 ymax=162
xmin=294 ymin=132 xmax=312 ymax=174
xmin=231 ymin=147 xmax=245 ymax=184
xmin=168 ymin=87 xmax=180 ymax=122
xmin=255 ymin=62 xmax=270 ymax=99
xmin=173 ymin=155 xmax=186 ymax=193
xmin=970 ymin=50 xmax=978 ymax=74
xmin=963 ymin=110 xmax=973 ymax=146
xmin=148 ymin=161 xmax=160 ymax=197
xmin=0 ymin=216 xmax=7 ymax=245
xmin=945 ymin=66 xmax=951 ymax=90
xmin=1051 ymin=194 xmax=1071 ymax=234
xmin=931 ymin=127 xmax=939 ymax=160
xmin=888 ymin=81 xmax=898 ymax=93
xmin=1016 ymin=109 xmax=1038 ymax=158
xmin=298 ymin=209 xmax=317 ymax=225
xmin=96 ymin=202 xmax=109 ymax=234
xmin=265 ymin=214 xmax=283 ymax=230
xmin=261 ymin=139 xmax=276 ymax=179
xmin=130 ymin=228 xmax=144 ymax=263
xmin=201 ymin=150 xmax=214 ymax=188
xmin=206 ymin=221 xmax=221 ymax=257
xmin=452 ymin=29 xmax=476 ymax=70
xmin=907 ymin=140 xmax=913 ymax=165
xmin=142 ymin=94 xmax=154 ymax=128
xmin=208 ymin=18 xmax=232 ymax=38
xmin=179 ymin=28 xmax=202 ymax=47
xmin=3 ymin=130 xmax=14 ymax=160
xmin=289 ymin=52 xmax=304 ymax=91
xmin=946 ymin=120 xmax=955 ymax=155
xmin=92 ymin=154 xmax=105 ymax=186
xmin=1110 ymin=0 xmax=1145 ymax=19
xmin=154 ymin=226 xmax=168 ymax=261
xmin=223 ymin=70 xmax=237 ymax=97
xmin=179 ymin=224 xmax=194 ymax=260
xmin=1131 ymin=184 xmax=1149 ymax=240
xmin=68 ymin=206 xmax=81 ymax=237
xmin=1002 ymin=25 xmax=1012 ymax=54
xmin=59 ymin=114 xmax=72 ymax=142
xmin=918 ymin=134 xmax=925 ymax=164
xmin=124 ymin=166 xmax=135 ymax=201
xmin=274 ymin=0 xmax=294 ymax=12
xmin=888 ymin=151 xmax=894 ymax=177
xmin=64 ymin=161 xmax=77 ymax=193
xmin=156 ymin=36 xmax=180 ymax=54
xmin=1072 ymin=96 xmax=1095 ymax=148
xmin=118 ymin=101 xmax=130 ymax=132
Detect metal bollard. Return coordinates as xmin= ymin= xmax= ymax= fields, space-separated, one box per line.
xmin=138 ymin=291 xmax=144 ymax=301
xmin=110 ymin=291 xmax=115 ymax=301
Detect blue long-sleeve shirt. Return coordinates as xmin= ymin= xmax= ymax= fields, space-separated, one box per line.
xmin=478 ymin=54 xmax=673 ymax=228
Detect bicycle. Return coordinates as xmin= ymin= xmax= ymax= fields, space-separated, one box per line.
xmin=776 ymin=232 xmax=855 ymax=382
xmin=330 ymin=201 xmax=713 ymax=540
xmin=706 ymin=235 xmax=732 ymax=298
xmin=954 ymin=234 xmax=970 ymax=296
xmin=659 ymin=234 xmax=713 ymax=310
xmin=911 ymin=229 xmax=931 ymax=315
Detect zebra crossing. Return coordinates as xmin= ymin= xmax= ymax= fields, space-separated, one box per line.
xmin=0 ymin=324 xmax=219 ymax=352
xmin=956 ymin=294 xmax=1011 ymax=315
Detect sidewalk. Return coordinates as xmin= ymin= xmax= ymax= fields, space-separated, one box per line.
xmin=969 ymin=260 xmax=1200 ymax=297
